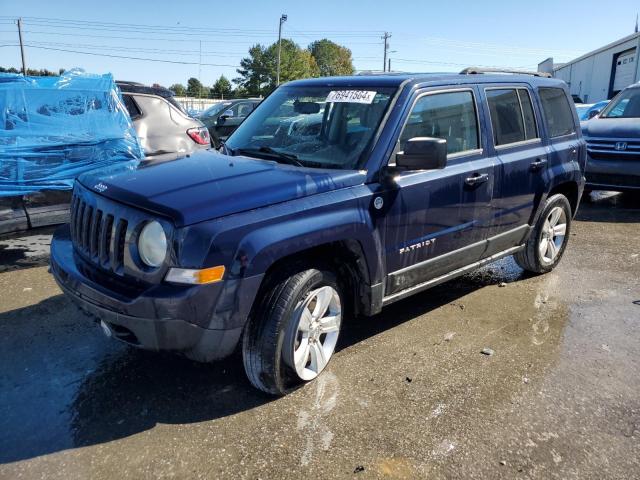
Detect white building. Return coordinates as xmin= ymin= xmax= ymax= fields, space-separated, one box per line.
xmin=539 ymin=32 xmax=640 ymax=103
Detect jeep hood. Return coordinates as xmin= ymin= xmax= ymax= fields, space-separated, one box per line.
xmin=582 ymin=117 xmax=640 ymax=138
xmin=78 ymin=151 xmax=366 ymax=226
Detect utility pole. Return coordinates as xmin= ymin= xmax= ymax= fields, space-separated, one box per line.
xmin=198 ymin=40 xmax=202 ymax=109
xmin=382 ymin=32 xmax=391 ymax=72
xmin=276 ymin=14 xmax=287 ymax=86
xmin=17 ymin=18 xmax=27 ymax=75
xmin=388 ymin=58 xmax=391 ymax=73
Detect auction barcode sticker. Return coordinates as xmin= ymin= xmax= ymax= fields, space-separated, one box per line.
xmin=326 ymin=90 xmax=377 ymax=104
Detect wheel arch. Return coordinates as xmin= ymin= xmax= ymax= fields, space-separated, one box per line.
xmin=251 ymin=238 xmax=378 ymax=319
xmin=548 ymin=180 xmax=580 ymax=216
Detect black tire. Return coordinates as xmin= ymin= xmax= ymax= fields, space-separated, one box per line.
xmin=242 ymin=268 xmax=343 ymax=395
xmin=514 ymin=194 xmax=572 ymax=274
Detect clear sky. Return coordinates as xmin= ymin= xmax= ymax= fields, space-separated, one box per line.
xmin=1 ymin=0 xmax=639 ymax=89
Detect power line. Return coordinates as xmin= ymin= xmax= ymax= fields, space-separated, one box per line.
xmin=5 ymin=17 xmax=383 ymax=40
xmin=22 ymin=44 xmax=239 ymax=66
xmin=22 ymin=40 xmax=250 ymax=57
xmin=20 ymin=44 xmax=277 ymax=72
xmin=2 ymin=16 xmax=383 ymax=34
xmin=2 ymin=29 xmax=385 ymax=46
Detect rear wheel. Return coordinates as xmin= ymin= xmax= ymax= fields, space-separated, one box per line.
xmin=242 ymin=268 xmax=343 ymax=395
xmin=514 ymin=194 xmax=572 ymax=274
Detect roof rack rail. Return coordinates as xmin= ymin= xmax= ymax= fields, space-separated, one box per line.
xmin=460 ymin=67 xmax=551 ymax=78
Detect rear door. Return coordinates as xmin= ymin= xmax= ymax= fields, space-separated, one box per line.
xmin=537 ymin=86 xmax=581 ymax=193
xmin=383 ymin=87 xmax=495 ymax=298
xmin=482 ymin=85 xmax=548 ymax=254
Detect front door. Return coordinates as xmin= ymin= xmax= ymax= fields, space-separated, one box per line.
xmin=383 ymin=87 xmax=494 ymax=298
xmin=215 ymin=101 xmax=255 ymax=142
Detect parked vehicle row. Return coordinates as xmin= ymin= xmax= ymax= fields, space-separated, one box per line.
xmin=50 ymin=69 xmax=586 ymax=395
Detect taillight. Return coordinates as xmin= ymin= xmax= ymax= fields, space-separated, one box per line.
xmin=187 ymin=126 xmax=210 ymax=145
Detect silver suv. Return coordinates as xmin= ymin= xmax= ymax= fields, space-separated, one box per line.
xmin=117 ymin=82 xmax=210 ymax=160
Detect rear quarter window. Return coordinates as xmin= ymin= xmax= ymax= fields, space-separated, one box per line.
xmin=539 ymin=88 xmax=576 ymax=138
xmin=122 ymin=94 xmax=142 ymax=119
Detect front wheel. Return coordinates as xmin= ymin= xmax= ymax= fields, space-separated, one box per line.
xmin=242 ymin=268 xmax=343 ymax=395
xmin=514 ymin=194 xmax=572 ymax=274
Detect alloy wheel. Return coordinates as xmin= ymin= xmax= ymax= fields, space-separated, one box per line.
xmin=539 ymin=206 xmax=567 ymax=264
xmin=285 ymin=286 xmax=341 ymax=381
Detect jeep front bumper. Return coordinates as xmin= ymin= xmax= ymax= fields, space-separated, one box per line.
xmin=49 ymin=225 xmax=261 ymax=360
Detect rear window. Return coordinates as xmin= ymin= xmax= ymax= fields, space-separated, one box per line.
xmin=486 ymin=88 xmax=538 ymax=146
xmin=167 ymin=96 xmax=188 ymax=115
xmin=539 ymin=88 xmax=576 ymax=137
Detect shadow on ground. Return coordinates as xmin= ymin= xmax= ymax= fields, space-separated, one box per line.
xmin=0 ymin=258 xmax=526 ymax=464
xmin=577 ymin=191 xmax=640 ymax=223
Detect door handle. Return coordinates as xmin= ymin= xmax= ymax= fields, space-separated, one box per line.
xmin=530 ymin=158 xmax=548 ymax=172
xmin=465 ymin=173 xmax=489 ymax=186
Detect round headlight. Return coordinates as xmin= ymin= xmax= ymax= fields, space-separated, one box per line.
xmin=138 ymin=221 xmax=167 ymax=267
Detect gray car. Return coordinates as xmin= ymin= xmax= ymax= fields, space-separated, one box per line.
xmin=117 ymin=82 xmax=210 ymax=160
xmin=582 ymin=82 xmax=640 ymax=193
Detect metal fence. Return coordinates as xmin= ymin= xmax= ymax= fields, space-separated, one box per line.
xmin=174 ymin=97 xmax=224 ymax=113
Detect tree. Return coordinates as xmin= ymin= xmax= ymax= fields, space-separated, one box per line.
xmin=211 ymin=75 xmax=232 ymax=99
xmin=186 ymin=77 xmax=207 ymax=98
xmin=308 ymin=39 xmax=355 ymax=77
xmin=234 ymin=44 xmax=272 ymax=96
xmin=232 ymin=85 xmax=249 ymax=98
xmin=169 ymin=83 xmax=186 ymax=96
xmin=1 ymin=67 xmax=63 ymax=76
xmin=234 ymin=39 xmax=320 ymax=96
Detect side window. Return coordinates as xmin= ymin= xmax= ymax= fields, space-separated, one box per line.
xmin=539 ymin=87 xmax=576 ymax=138
xmin=518 ymin=89 xmax=538 ymax=140
xmin=486 ymin=89 xmax=526 ymax=146
xmin=122 ymin=94 xmax=142 ymax=119
xmin=399 ymin=90 xmax=479 ymax=155
xmin=234 ymin=102 xmax=252 ymax=117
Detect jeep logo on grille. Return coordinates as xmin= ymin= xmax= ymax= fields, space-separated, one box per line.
xmin=614 ymin=142 xmax=628 ymax=151
xmin=93 ymin=182 xmax=108 ymax=192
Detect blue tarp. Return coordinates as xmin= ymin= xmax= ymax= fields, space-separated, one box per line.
xmin=0 ymin=69 xmax=143 ymax=196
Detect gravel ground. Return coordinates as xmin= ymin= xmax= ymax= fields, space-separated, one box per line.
xmin=0 ymin=191 xmax=638 ymax=479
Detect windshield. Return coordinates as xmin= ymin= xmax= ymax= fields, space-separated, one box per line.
xmin=200 ymin=101 xmax=233 ymax=119
xmin=225 ymin=85 xmax=396 ymax=170
xmin=599 ymin=88 xmax=640 ymax=118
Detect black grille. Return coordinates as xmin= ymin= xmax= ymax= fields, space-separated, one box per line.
xmin=586 ymin=172 xmax=640 ymax=187
xmin=588 ymin=151 xmax=640 ymax=161
xmin=70 ymin=193 xmax=129 ymax=274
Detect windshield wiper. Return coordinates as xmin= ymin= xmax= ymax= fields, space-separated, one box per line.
xmin=234 ymin=146 xmax=305 ymax=167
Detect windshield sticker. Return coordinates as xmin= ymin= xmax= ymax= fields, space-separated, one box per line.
xmin=326 ymin=90 xmax=377 ymax=104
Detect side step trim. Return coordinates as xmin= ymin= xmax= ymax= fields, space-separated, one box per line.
xmin=382 ymin=244 xmax=525 ymax=306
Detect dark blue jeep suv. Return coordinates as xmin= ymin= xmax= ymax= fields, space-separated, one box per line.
xmin=50 ymin=70 xmax=585 ymax=395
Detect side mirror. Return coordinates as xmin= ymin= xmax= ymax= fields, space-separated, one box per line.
xmin=218 ymin=110 xmax=234 ymax=124
xmin=587 ymin=109 xmax=600 ymax=119
xmin=395 ymin=137 xmax=447 ymax=170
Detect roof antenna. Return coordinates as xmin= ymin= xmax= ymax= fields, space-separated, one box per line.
xmin=635 ymin=13 xmax=638 ymax=33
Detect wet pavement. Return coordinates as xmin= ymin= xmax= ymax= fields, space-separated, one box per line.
xmin=0 ymin=192 xmax=639 ymax=479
